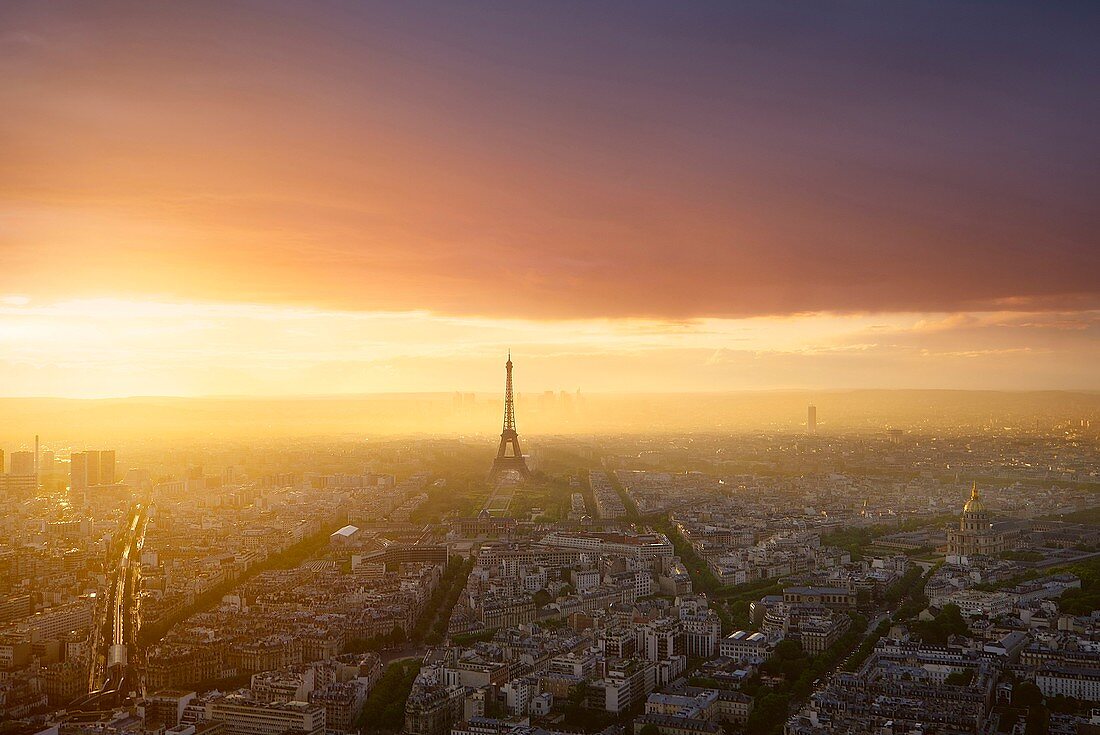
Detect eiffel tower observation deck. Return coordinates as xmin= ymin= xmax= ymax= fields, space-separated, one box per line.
xmin=488 ymin=352 xmax=531 ymax=483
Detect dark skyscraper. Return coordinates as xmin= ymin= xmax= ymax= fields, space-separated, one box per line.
xmin=10 ymin=450 xmax=35 ymax=476
xmin=71 ymin=450 xmax=116 ymax=489
xmin=99 ymin=450 xmax=116 ymax=486
xmin=808 ymin=404 xmax=817 ymax=434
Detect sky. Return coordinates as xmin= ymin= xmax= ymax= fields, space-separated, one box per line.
xmin=1 ymin=1 xmax=1097 ymax=397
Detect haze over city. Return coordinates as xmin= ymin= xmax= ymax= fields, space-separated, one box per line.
xmin=1 ymin=4 xmax=1098 ymax=735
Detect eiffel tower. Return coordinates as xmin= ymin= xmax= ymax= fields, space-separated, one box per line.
xmin=488 ymin=352 xmax=531 ymax=483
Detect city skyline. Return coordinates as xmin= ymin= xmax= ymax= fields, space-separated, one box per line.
xmin=2 ymin=1 xmax=1098 ymax=397
xmin=3 ymin=5 xmax=1100 ymax=732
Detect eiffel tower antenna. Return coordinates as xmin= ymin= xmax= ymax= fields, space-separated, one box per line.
xmin=489 ymin=351 xmax=531 ymax=483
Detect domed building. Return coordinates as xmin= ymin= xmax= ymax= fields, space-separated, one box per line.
xmin=947 ymin=482 xmax=1006 ymax=558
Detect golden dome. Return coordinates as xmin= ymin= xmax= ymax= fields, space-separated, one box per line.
xmin=963 ymin=482 xmax=986 ymax=514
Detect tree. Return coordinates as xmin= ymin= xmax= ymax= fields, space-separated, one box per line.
xmin=726 ymin=600 xmax=750 ymax=629
xmin=944 ymin=669 xmax=974 ymax=686
xmin=640 ymin=725 xmax=661 ymax=735
xmin=939 ymin=604 xmax=967 ymax=634
xmin=778 ymin=655 xmax=808 ymax=680
xmin=357 ymin=659 xmax=420 ymax=732
xmin=775 ymin=639 xmax=803 ymax=660
xmin=1014 ymin=681 xmax=1043 ymax=708
xmin=745 ymin=691 xmax=791 ymax=735
xmin=569 ymin=681 xmax=591 ymax=706
xmin=533 ymin=589 xmax=553 ymax=609
xmin=1025 ymin=705 xmax=1049 ymax=735
xmin=914 ymin=603 xmax=968 ymax=643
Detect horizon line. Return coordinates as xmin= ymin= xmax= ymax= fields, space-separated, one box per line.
xmin=1 ymin=387 xmax=1098 ymax=402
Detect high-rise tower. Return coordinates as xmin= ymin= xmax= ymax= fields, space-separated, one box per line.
xmin=10 ymin=450 xmax=35 ymax=476
xmin=807 ymin=404 xmax=817 ymax=434
xmin=488 ymin=352 xmax=531 ymax=483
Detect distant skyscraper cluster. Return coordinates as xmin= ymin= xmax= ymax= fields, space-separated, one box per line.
xmin=452 ymin=392 xmax=477 ymax=411
xmin=538 ymin=389 xmax=580 ymax=414
xmin=71 ymin=450 xmax=117 ymax=490
xmin=0 ymin=438 xmax=43 ymax=494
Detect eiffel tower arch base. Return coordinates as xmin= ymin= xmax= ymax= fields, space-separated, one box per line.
xmin=488 ymin=455 xmax=531 ymax=484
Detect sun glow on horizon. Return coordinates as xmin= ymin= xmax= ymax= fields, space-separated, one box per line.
xmin=0 ymin=296 xmax=1095 ymax=398
xmin=1 ymin=3 xmax=1096 ymax=398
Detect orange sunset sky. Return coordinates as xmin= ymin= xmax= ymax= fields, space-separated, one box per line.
xmin=1 ymin=2 xmax=1097 ymax=397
